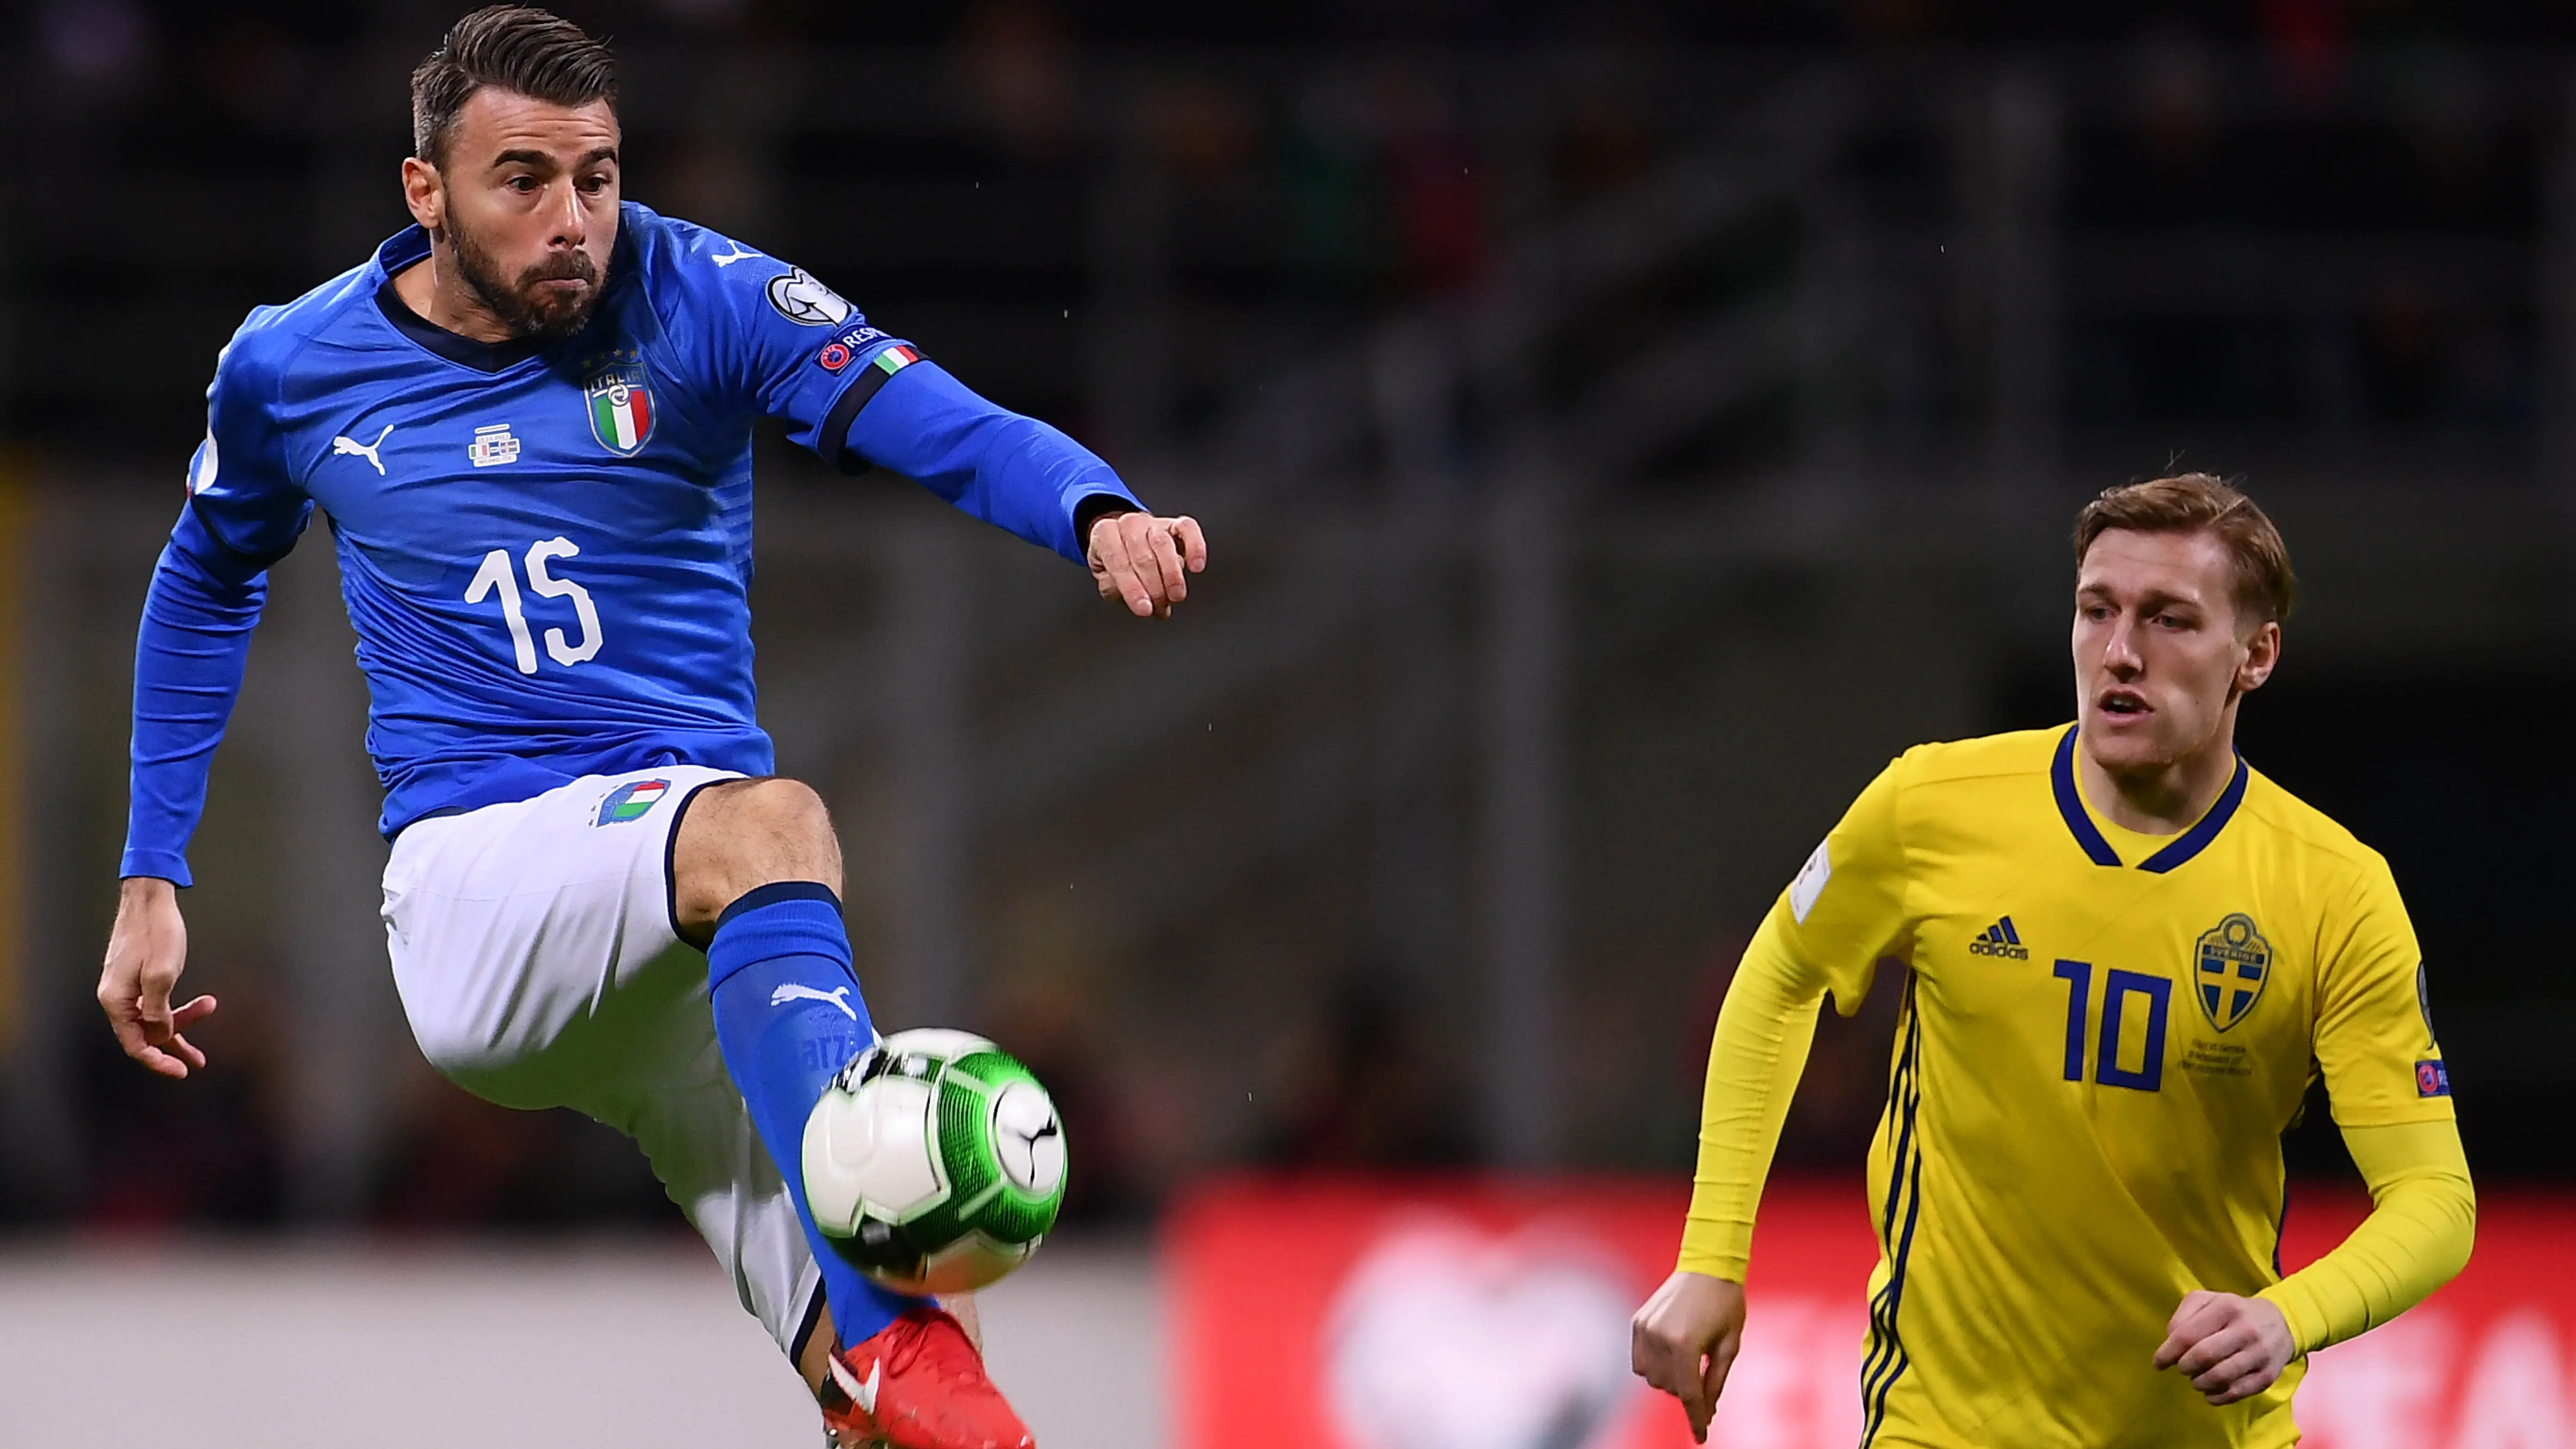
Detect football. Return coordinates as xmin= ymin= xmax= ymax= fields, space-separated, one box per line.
xmin=801 ymin=1028 xmax=1069 ymax=1294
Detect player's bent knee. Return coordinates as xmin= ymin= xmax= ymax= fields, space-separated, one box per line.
xmin=673 ymin=776 xmax=844 ymax=932
xmin=712 ymin=777 xmax=837 ymax=867
xmin=739 ymin=776 xmax=833 ymax=836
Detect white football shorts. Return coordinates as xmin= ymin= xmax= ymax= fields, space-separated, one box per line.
xmin=378 ymin=763 xmax=821 ymax=1356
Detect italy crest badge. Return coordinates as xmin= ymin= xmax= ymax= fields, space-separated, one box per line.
xmin=583 ymin=353 xmax=655 ymax=455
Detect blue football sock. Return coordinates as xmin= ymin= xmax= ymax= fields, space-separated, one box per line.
xmin=706 ymin=880 xmax=920 ymax=1348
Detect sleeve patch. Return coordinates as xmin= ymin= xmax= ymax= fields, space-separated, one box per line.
xmin=815 ymin=323 xmax=892 ymax=372
xmin=1789 ymin=838 xmax=1833 ymax=924
xmin=767 ymin=266 xmax=854 ymax=326
xmin=187 ymin=430 xmax=218 ymax=495
xmin=2415 ymin=1059 xmax=2451 ymax=1098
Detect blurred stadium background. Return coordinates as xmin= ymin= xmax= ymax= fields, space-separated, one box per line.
xmin=0 ymin=1 xmax=2573 ymax=1445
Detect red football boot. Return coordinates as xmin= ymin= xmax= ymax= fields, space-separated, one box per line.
xmin=819 ymin=1306 xmax=1034 ymax=1449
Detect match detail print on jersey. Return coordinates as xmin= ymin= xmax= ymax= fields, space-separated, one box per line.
xmin=468 ymin=423 xmax=520 ymax=467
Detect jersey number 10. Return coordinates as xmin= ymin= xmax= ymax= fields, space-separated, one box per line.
xmin=2052 ymin=959 xmax=2173 ymax=1093
xmin=466 ymin=538 xmax=603 ymax=674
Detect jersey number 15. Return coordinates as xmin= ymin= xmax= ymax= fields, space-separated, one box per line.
xmin=467 ymin=538 xmax=603 ymax=674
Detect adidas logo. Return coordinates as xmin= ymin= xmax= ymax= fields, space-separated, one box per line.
xmin=1969 ymin=916 xmax=2031 ymax=960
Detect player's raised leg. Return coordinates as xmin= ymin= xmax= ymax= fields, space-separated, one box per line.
xmin=672 ymin=777 xmax=1032 ymax=1449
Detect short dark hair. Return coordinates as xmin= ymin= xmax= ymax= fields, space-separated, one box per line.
xmin=2073 ymin=473 xmax=2298 ymax=626
xmin=411 ymin=6 xmax=617 ymax=170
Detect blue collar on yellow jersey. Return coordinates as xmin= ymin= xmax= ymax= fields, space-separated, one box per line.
xmin=2050 ymin=724 xmax=2250 ymax=873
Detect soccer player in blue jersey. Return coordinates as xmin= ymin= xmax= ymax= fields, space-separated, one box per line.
xmin=93 ymin=10 xmax=1202 ymax=1447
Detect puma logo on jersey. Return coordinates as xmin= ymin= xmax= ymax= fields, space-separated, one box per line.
xmin=1969 ymin=916 xmax=2030 ymax=960
xmin=331 ymin=423 xmax=394 ymax=475
xmin=710 ymin=241 xmax=760 ymax=267
xmin=828 ymin=1355 xmax=882 ymax=1415
xmin=771 ymin=983 xmax=858 ymax=1021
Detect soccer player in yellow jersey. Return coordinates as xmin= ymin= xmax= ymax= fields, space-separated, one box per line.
xmin=1631 ymin=475 xmax=2475 ymax=1448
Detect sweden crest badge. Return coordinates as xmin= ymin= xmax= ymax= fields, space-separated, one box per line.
xmin=583 ymin=352 xmax=655 ymax=455
xmin=2194 ymin=912 xmax=2271 ymax=1032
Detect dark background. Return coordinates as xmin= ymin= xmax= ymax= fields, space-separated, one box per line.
xmin=0 ymin=0 xmax=2566 ymax=1238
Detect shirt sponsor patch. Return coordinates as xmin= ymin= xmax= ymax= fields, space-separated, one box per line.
xmin=1789 ymin=838 xmax=1833 ymax=924
xmin=2415 ymin=1059 xmax=2451 ymax=1098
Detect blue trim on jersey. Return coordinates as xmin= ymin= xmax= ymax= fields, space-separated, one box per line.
xmin=1859 ymin=977 xmax=1926 ymax=1447
xmin=2136 ymin=754 xmax=2250 ymax=874
xmin=2048 ymin=724 xmax=2250 ymax=874
xmin=374 ymin=274 xmax=549 ymax=373
xmin=2049 ymin=726 xmax=2124 ymax=867
xmin=2271 ymin=1164 xmax=2291 ymax=1279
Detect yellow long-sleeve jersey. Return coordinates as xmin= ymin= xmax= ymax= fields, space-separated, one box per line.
xmin=1680 ymin=726 xmax=2475 ymax=1448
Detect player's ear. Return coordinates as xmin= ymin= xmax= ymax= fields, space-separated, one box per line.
xmin=2236 ymin=618 xmax=2281 ymax=694
xmin=400 ymin=156 xmax=445 ymax=233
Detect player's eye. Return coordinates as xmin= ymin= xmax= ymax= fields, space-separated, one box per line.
xmin=505 ymin=175 xmax=539 ymax=193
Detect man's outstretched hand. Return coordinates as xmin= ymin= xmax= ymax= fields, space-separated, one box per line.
xmin=1632 ymin=1270 xmax=1747 ymax=1444
xmin=98 ymin=876 xmax=215 ymax=1079
xmin=2154 ymin=1289 xmax=2296 ymax=1406
xmin=1088 ymin=511 xmax=1207 ymax=619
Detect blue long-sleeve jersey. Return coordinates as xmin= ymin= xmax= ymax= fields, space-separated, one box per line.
xmin=123 ymin=203 xmax=1139 ymax=881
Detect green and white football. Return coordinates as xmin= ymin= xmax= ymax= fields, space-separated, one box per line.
xmin=801 ymin=1028 xmax=1068 ymax=1294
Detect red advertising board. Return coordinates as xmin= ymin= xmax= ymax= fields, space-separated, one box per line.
xmin=1168 ymin=1177 xmax=2576 ymax=1449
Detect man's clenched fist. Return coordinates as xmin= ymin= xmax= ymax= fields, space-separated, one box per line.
xmin=1631 ymin=1270 xmax=1747 ymax=1444
xmin=2154 ymin=1290 xmax=2297 ymax=1406
xmin=1087 ymin=511 xmax=1206 ymax=619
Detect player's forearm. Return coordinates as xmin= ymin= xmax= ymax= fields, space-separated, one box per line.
xmin=844 ymin=363 xmax=1140 ymax=564
xmin=2258 ymin=1120 xmax=2475 ymax=1356
xmin=1678 ymin=919 xmax=1829 ymax=1280
xmin=123 ymin=535 xmax=269 ymax=886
